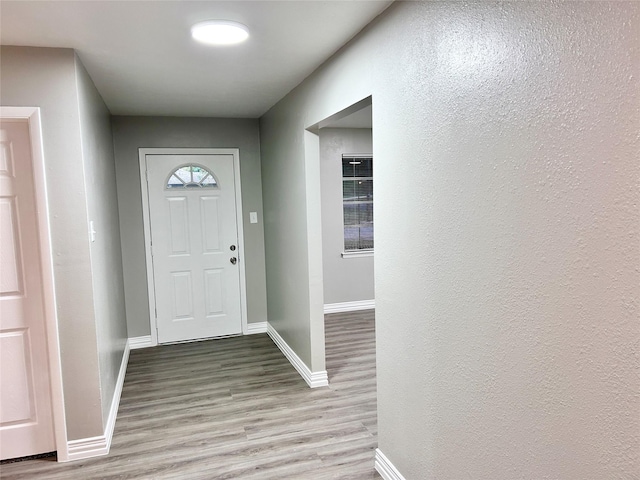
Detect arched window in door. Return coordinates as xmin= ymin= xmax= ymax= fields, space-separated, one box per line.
xmin=166 ymin=164 xmax=218 ymax=189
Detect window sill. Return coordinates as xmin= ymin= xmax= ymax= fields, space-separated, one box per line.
xmin=341 ymin=249 xmax=374 ymax=258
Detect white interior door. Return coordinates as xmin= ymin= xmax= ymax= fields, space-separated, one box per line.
xmin=147 ymin=154 xmax=242 ymax=344
xmin=0 ymin=120 xmax=55 ymax=460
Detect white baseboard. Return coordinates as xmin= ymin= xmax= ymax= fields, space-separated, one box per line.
xmin=245 ymin=321 xmax=267 ymax=335
xmin=323 ymin=299 xmax=375 ymax=314
xmin=129 ymin=335 xmax=153 ymax=349
xmin=105 ymin=340 xmax=129 ymax=447
xmin=266 ymin=323 xmax=328 ymax=388
xmin=65 ymin=340 xmax=130 ymax=462
xmin=67 ymin=435 xmax=108 ymax=461
xmin=375 ymin=449 xmax=407 ymax=480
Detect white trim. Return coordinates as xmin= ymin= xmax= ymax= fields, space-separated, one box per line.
xmin=375 ymin=449 xmax=407 ymax=480
xmin=246 ymin=322 xmax=267 ymax=335
xmin=138 ymin=148 xmax=247 ymax=346
xmin=0 ymin=107 xmax=69 ymax=461
xmin=65 ymin=341 xmax=130 ymax=462
xmin=103 ymin=340 xmax=129 ymax=456
xmin=231 ymin=151 xmax=250 ymax=338
xmin=341 ymin=249 xmax=373 ymax=258
xmin=129 ymin=335 xmax=153 ymax=349
xmin=323 ymin=299 xmax=375 ymax=314
xmin=67 ymin=436 xmax=108 ymax=461
xmin=139 ymin=150 xmax=158 ymax=347
xmin=267 ymin=323 xmax=328 ymax=388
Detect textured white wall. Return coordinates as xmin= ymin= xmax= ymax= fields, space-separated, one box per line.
xmin=320 ymin=128 xmax=374 ymax=305
xmin=75 ymin=56 xmax=128 ymax=427
xmin=0 ymin=47 xmax=105 ymax=440
xmin=259 ymin=14 xmax=376 ymax=371
xmin=260 ymin=1 xmax=639 ymax=477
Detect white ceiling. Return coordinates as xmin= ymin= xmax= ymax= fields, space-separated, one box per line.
xmin=1 ymin=1 xmax=392 ymax=118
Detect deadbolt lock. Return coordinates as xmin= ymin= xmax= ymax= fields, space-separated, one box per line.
xmin=230 ymin=245 xmax=236 ymax=251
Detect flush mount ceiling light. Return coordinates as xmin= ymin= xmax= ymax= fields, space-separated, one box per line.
xmin=191 ymin=20 xmax=249 ymax=46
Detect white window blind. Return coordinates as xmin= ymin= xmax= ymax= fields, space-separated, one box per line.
xmin=342 ymin=155 xmax=373 ymax=251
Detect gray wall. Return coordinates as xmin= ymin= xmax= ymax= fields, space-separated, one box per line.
xmin=111 ymin=116 xmax=268 ymax=338
xmin=0 ymin=46 xmax=127 ymax=441
xmin=260 ymin=104 xmax=326 ymax=373
xmin=260 ymin=2 xmax=639 ymax=478
xmin=75 ymin=57 xmax=128 ymax=426
xmin=320 ymin=128 xmax=374 ymax=305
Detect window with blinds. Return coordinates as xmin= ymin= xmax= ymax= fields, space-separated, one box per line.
xmin=342 ymin=155 xmax=373 ymax=251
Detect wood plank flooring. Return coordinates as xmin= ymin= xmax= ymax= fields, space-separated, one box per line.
xmin=1 ymin=310 xmax=379 ymax=479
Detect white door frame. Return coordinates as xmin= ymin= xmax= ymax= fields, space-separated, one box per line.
xmin=139 ymin=148 xmax=248 ymax=346
xmin=0 ymin=106 xmax=69 ymax=461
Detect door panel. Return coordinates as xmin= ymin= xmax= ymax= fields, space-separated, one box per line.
xmin=147 ymin=155 xmax=242 ymax=344
xmin=204 ymin=269 xmax=224 ymax=315
xmin=201 ymin=197 xmax=221 ymax=252
xmin=0 ymin=198 xmax=23 ymax=294
xmin=0 ymin=120 xmax=55 ymax=460
xmin=168 ymin=197 xmax=189 ymax=254
xmin=0 ymin=330 xmax=35 ymax=425
xmin=171 ymin=272 xmax=194 ymax=320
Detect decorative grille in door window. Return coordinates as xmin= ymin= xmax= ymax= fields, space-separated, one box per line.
xmin=166 ymin=164 xmax=218 ymax=189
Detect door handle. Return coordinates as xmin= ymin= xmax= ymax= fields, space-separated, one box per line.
xmin=230 ymin=257 xmax=237 ymax=265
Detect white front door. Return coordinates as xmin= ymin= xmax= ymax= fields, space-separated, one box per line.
xmin=0 ymin=120 xmax=55 ymax=460
xmin=147 ymin=154 xmax=242 ymax=344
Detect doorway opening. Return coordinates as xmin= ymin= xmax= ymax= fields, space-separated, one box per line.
xmin=307 ymin=96 xmax=375 ymax=385
xmin=315 ymin=97 xmax=374 ymax=314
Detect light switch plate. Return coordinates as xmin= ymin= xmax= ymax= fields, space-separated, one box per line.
xmin=89 ymin=220 xmax=97 ymax=242
xmin=250 ymin=212 xmax=258 ymax=224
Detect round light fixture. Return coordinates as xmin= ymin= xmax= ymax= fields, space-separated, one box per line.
xmin=191 ymin=20 xmax=249 ymax=46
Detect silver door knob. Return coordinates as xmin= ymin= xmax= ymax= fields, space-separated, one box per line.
xmin=230 ymin=257 xmax=237 ymax=265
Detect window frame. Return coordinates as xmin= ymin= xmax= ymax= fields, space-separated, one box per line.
xmin=341 ymin=153 xmax=373 ymax=256
xmin=165 ymin=163 xmax=219 ymax=189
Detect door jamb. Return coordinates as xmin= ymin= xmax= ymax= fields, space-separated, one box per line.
xmin=0 ymin=106 xmax=69 ymax=461
xmin=138 ymin=148 xmax=248 ymax=346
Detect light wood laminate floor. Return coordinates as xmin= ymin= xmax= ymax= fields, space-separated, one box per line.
xmin=1 ymin=310 xmax=379 ymax=479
